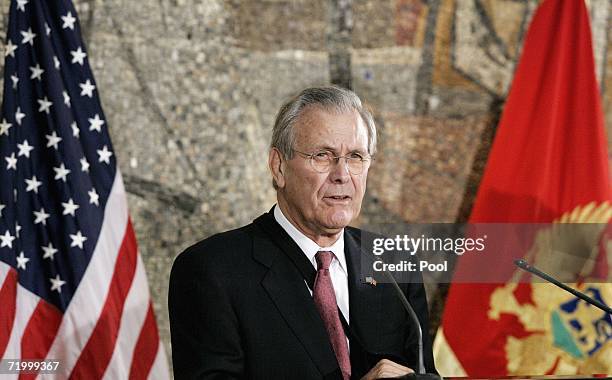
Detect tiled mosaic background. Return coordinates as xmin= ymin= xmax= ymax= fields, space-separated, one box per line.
xmin=1 ymin=0 xmax=610 ymax=367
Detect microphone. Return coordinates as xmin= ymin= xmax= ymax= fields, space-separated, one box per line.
xmin=382 ymin=271 xmax=442 ymax=380
xmin=514 ymin=259 xmax=612 ymax=314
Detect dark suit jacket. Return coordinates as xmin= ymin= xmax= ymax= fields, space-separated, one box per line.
xmin=169 ymin=210 xmax=436 ymax=379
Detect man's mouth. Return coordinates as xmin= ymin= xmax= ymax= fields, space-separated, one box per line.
xmin=325 ymin=195 xmax=351 ymax=201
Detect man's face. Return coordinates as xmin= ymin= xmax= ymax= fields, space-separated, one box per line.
xmin=272 ymin=106 xmax=370 ymax=240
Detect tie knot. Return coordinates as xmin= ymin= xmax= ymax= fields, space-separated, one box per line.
xmin=315 ymin=251 xmax=334 ymax=270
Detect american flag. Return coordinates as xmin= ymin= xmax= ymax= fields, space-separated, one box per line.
xmin=0 ymin=0 xmax=169 ymax=378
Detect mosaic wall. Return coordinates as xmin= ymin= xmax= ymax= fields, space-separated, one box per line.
xmin=1 ymin=0 xmax=610 ymax=368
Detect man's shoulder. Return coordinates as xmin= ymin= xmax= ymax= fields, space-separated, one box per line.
xmin=189 ymin=223 xmax=255 ymax=252
xmin=172 ymin=222 xmax=258 ymax=271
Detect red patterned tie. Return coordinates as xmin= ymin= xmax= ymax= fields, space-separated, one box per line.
xmin=314 ymin=251 xmax=351 ymax=380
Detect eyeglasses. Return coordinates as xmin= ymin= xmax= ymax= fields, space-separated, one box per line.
xmin=292 ymin=149 xmax=373 ymax=175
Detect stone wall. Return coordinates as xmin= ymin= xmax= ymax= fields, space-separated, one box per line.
xmin=0 ymin=0 xmax=610 ymax=372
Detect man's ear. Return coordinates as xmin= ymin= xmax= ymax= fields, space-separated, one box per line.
xmin=268 ymin=148 xmax=286 ymax=189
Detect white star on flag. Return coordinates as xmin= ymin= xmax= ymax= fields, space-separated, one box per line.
xmin=62 ymin=198 xmax=80 ymax=216
xmin=16 ymin=252 xmax=30 ymax=270
xmin=46 ymin=131 xmax=62 ymax=150
xmin=80 ymin=157 xmax=90 ymax=172
xmin=0 ymin=230 xmax=15 ymax=248
xmin=0 ymin=119 xmax=12 ymax=136
xmin=11 ymin=74 xmax=19 ymax=89
xmin=38 ymin=97 xmax=53 ymax=114
xmin=53 ymin=163 xmax=71 ymax=182
xmin=0 ymin=203 xmax=4 ymax=217
xmin=15 ymin=107 xmax=25 ymax=125
xmin=88 ymin=188 xmax=99 ymax=206
xmin=63 ymin=91 xmax=71 ymax=107
xmin=88 ymin=114 xmax=104 ymax=132
xmin=25 ymin=175 xmax=42 ymax=193
xmin=45 ymin=23 xmax=51 ymax=36
xmin=61 ymin=11 xmax=76 ymax=30
xmin=15 ymin=223 xmax=21 ymax=238
xmin=20 ymin=28 xmax=36 ymax=45
xmin=17 ymin=140 xmax=34 ymax=157
xmin=69 ymin=231 xmax=87 ymax=249
xmin=42 ymin=242 xmax=58 ymax=260
xmin=71 ymin=122 xmax=80 ymax=137
xmin=97 ymin=145 xmax=113 ymax=164
xmin=5 ymin=153 xmax=17 ymax=170
xmin=50 ymin=275 xmax=66 ymax=293
xmin=54 ymin=56 xmax=61 ymax=70
xmin=70 ymin=47 xmax=87 ymax=65
xmin=29 ymin=64 xmax=44 ymax=80
xmin=33 ymin=207 xmax=51 ymax=225
xmin=16 ymin=0 xmax=28 ymax=12
xmin=79 ymin=79 xmax=95 ymax=97
xmin=5 ymin=39 xmax=17 ymax=57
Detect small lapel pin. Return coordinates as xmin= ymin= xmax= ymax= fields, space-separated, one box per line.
xmin=365 ymin=276 xmax=377 ymax=286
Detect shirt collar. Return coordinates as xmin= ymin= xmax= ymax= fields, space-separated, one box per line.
xmin=273 ymin=204 xmax=347 ymax=273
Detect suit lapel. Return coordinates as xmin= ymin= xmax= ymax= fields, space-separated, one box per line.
xmin=345 ymin=230 xmax=413 ymax=373
xmin=253 ymin=211 xmax=342 ymax=378
xmin=344 ymin=229 xmax=383 ymax=354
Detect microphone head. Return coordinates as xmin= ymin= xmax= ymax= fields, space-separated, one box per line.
xmin=514 ymin=259 xmax=529 ymax=269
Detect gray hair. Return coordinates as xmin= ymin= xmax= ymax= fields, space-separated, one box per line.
xmin=270 ymin=86 xmax=377 ymax=159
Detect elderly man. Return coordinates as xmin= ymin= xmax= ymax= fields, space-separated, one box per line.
xmin=169 ymin=86 xmax=436 ymax=379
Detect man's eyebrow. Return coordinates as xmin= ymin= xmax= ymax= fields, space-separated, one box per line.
xmin=303 ymin=145 xmax=335 ymax=153
xmin=312 ymin=146 xmax=368 ymax=155
xmin=318 ymin=145 xmax=337 ymax=152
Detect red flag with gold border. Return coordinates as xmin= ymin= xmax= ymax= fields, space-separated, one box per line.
xmin=434 ymin=0 xmax=611 ymax=376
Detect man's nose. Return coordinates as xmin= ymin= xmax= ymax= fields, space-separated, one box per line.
xmin=328 ymin=157 xmax=350 ymax=182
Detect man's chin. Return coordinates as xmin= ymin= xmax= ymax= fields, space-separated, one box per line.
xmin=322 ymin=212 xmax=353 ymax=231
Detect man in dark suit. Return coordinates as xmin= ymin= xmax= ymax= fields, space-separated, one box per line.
xmin=169 ymin=86 xmax=436 ymax=379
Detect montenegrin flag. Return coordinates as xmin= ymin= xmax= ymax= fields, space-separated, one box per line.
xmin=0 ymin=0 xmax=169 ymax=378
xmin=434 ymin=0 xmax=611 ymax=377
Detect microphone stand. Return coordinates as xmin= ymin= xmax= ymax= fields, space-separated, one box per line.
xmin=382 ymin=271 xmax=441 ymax=380
xmin=514 ymin=259 xmax=612 ymax=314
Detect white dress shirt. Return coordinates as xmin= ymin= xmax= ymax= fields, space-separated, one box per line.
xmin=274 ymin=205 xmax=350 ymax=324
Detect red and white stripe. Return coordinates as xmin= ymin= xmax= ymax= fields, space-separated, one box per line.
xmin=0 ymin=172 xmax=168 ymax=379
xmin=0 ymin=261 xmax=17 ymax=359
